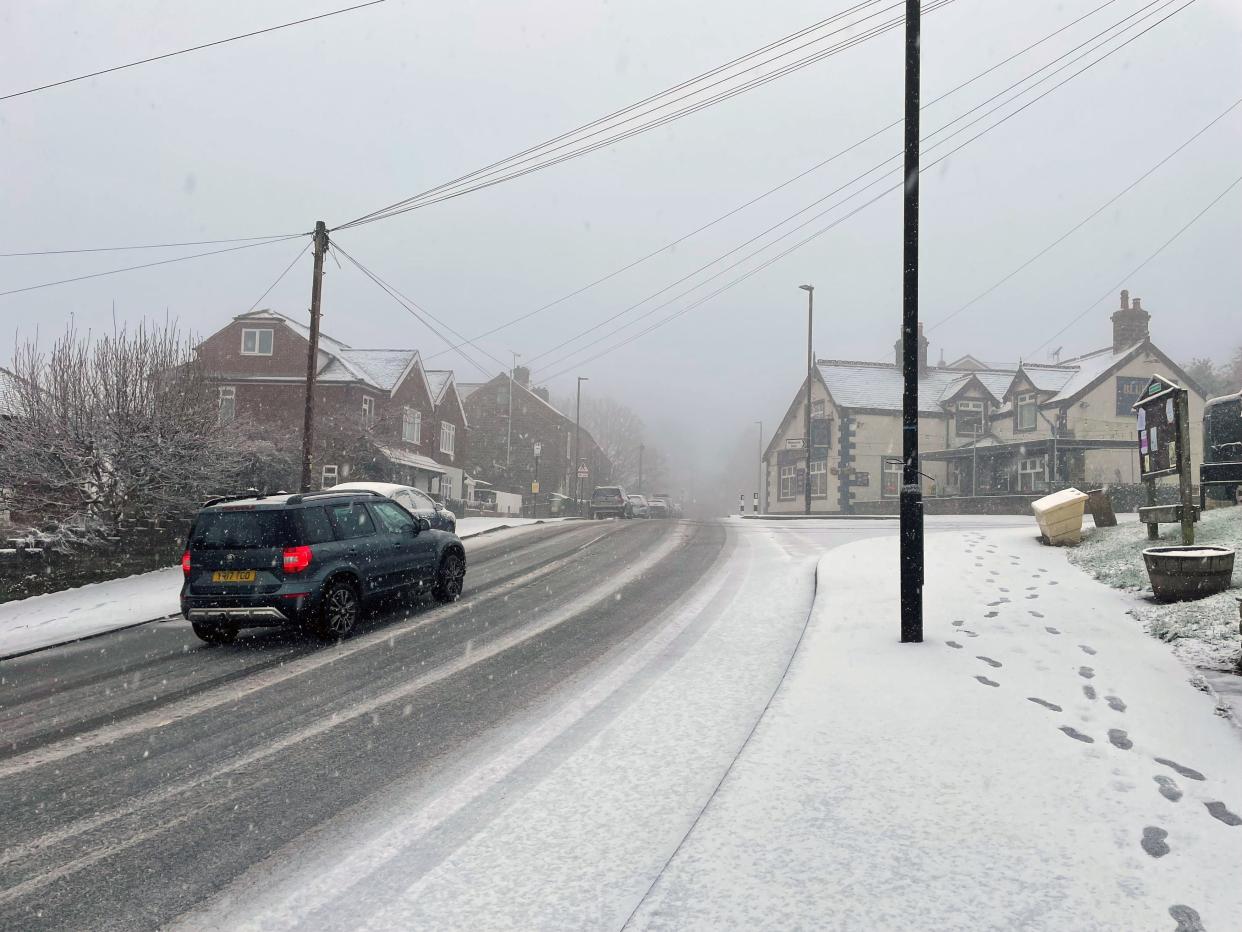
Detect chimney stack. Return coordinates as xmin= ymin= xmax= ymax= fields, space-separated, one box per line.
xmin=512 ymin=365 xmax=531 ymax=388
xmin=894 ymin=322 xmax=930 ymax=374
xmin=1110 ymin=290 xmax=1150 ymax=352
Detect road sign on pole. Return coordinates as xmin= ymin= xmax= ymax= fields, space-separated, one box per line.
xmin=577 ymin=464 xmax=590 ymax=478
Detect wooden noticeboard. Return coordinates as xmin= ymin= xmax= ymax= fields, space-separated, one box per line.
xmin=1132 ymin=373 xmax=1195 ymax=544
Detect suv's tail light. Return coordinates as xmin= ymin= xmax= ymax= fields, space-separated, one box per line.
xmin=181 ymin=551 xmax=192 ymax=576
xmin=282 ymin=545 xmax=313 ymax=574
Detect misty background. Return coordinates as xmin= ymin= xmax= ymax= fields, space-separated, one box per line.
xmin=4 ymin=0 xmax=1241 ymax=511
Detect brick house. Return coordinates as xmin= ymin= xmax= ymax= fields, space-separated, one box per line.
xmin=762 ymin=292 xmax=1207 ymax=514
xmin=195 ymin=310 xmax=468 ymax=501
xmin=459 ymin=367 xmax=610 ymax=500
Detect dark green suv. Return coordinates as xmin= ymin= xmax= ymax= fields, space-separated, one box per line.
xmin=180 ymin=489 xmax=466 ymax=644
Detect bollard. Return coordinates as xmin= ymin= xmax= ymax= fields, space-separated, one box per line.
xmin=753 ymin=491 xmax=759 ymax=514
xmin=739 ymin=493 xmax=744 ymax=515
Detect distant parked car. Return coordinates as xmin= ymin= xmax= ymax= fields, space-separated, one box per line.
xmin=331 ymin=481 xmax=456 ymax=533
xmin=627 ymin=494 xmax=650 ymax=518
xmin=180 ymin=489 xmax=466 ymax=644
xmin=647 ymin=499 xmax=669 ymax=519
xmin=590 ymin=485 xmax=631 ymax=519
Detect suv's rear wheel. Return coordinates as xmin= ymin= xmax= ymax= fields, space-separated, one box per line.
xmin=192 ymin=622 xmax=237 ymax=646
xmin=432 ymin=551 xmax=465 ymax=603
xmin=310 ymin=577 xmax=360 ymax=640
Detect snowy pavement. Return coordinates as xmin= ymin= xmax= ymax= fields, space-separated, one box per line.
xmin=0 ymin=517 xmax=580 ymax=659
xmin=630 ymin=524 xmax=1242 ymax=931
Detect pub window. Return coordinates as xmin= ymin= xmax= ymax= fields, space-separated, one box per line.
xmin=881 ymin=458 xmax=903 ymax=498
xmin=1016 ymin=392 xmax=1037 ymax=431
xmin=956 ymin=400 xmax=984 ymax=437
xmin=810 ymin=459 xmax=828 ymax=498
xmin=778 ymin=465 xmax=797 ymax=500
xmin=240 ymin=328 xmax=273 ymax=356
xmin=1019 ymin=456 xmax=1044 ymax=492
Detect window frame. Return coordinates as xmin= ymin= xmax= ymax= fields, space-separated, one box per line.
xmin=240 ymin=328 xmax=274 ymax=356
xmin=1018 ymin=456 xmax=1045 ymax=492
xmin=326 ymin=501 xmax=376 ymax=540
xmin=402 ymin=406 xmax=421 ymax=444
xmin=371 ymin=499 xmax=416 ymax=535
xmin=955 ymin=399 xmax=984 ymax=438
xmin=362 ymin=395 xmax=376 ymax=429
xmin=440 ymin=421 xmax=456 ymax=456
xmin=1016 ymin=392 xmax=1038 ymax=432
xmin=881 ymin=457 xmax=903 ymax=499
xmin=217 ymin=385 xmax=236 ymax=424
xmin=778 ymin=465 xmax=797 ymax=501
xmin=810 ymin=459 xmax=828 ymax=498
xmin=441 ymin=475 xmax=453 ymax=500
xmin=321 ymin=464 xmax=338 ymax=488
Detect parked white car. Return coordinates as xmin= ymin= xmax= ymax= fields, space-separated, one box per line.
xmin=330 ymin=481 xmax=457 ymax=533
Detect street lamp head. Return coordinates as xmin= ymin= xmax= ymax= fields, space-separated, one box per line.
xmin=799 ymin=284 xmax=814 ymax=293
xmin=578 ymin=376 xmax=590 ymax=382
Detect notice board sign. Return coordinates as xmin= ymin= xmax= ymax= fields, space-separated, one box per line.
xmin=1132 ymin=374 xmax=1184 ymax=480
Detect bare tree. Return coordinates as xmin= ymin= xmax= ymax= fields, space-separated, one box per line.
xmin=0 ymin=323 xmax=269 ymax=533
xmin=553 ymin=392 xmax=670 ymax=489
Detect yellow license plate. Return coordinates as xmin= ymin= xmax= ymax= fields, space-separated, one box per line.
xmin=212 ymin=570 xmax=256 ymax=583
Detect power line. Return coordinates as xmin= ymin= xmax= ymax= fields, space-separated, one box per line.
xmin=1027 ymin=172 xmax=1242 ymax=358
xmin=0 ymin=234 xmax=307 ymax=298
xmin=534 ymin=0 xmax=1198 ymax=380
xmin=0 ymin=232 xmax=305 ymax=258
xmin=336 ymin=0 xmax=891 ymax=229
xmin=529 ymin=0 xmax=1192 ymax=375
xmin=1 ymin=0 xmax=389 ymax=103
xmin=421 ymin=0 xmax=1129 ymax=363
xmin=335 ymin=0 xmax=951 ymax=231
xmin=330 ymin=243 xmax=502 ymax=379
xmin=246 ymin=240 xmax=313 ymax=314
xmin=929 ymin=94 xmax=1242 ymax=332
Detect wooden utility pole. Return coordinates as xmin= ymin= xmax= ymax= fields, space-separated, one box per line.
xmin=1176 ymin=388 xmax=1195 ymax=545
xmin=299 ymin=220 xmax=329 ymax=493
xmin=899 ymin=0 xmax=924 ymax=643
xmin=800 ymin=284 xmax=815 ymax=515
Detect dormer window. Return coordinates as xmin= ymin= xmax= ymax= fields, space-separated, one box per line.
xmin=1016 ymin=392 xmax=1038 ymax=431
xmin=240 ymin=328 xmax=273 ymax=356
xmin=955 ymin=400 xmax=983 ymax=437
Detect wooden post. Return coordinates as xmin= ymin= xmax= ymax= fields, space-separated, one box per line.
xmin=1176 ymin=388 xmax=1194 ymax=545
xmin=1145 ymin=477 xmax=1158 ymax=540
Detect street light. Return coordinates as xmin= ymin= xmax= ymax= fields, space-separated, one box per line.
xmin=799 ymin=284 xmax=814 ymax=516
xmin=575 ymin=376 xmax=589 ymax=511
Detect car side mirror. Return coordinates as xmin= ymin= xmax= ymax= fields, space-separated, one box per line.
xmin=415 ymin=517 xmax=432 ymax=533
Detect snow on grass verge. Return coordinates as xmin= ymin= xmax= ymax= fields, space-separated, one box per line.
xmin=1067 ymin=507 xmax=1241 ymax=670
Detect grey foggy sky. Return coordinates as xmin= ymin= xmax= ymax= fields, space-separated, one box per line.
xmin=4 ymin=0 xmax=1242 ymax=478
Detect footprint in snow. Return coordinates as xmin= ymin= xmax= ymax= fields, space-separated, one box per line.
xmin=985 ymin=611 xmax=999 ymax=618
xmin=1205 ymin=801 xmax=1242 ymax=826
xmin=1106 ymin=695 xmax=1126 ymax=712
xmin=1083 ymin=685 xmax=1097 ymax=700
xmin=1079 ymin=666 xmax=1095 ymax=679
xmin=1155 ymin=775 xmax=1182 ymax=802
xmin=975 ymin=676 xmax=1000 ymax=687
xmin=1169 ymin=905 xmax=1206 ymax=932
xmin=946 ymin=641 xmax=963 ymax=649
xmin=1141 ymin=826 xmax=1170 ymax=858
xmin=1155 ymin=758 xmax=1205 ymax=781
xmin=1079 ymin=644 xmax=1097 ymax=655
xmin=1030 ymin=610 xmax=1045 ymax=618
xmin=1027 ymin=697 xmax=1062 ymax=712
xmin=1048 ymin=581 xmax=1059 ymax=586
xmin=1026 ymin=585 xmax=1038 ymax=591
xmin=1045 ymin=626 xmax=1059 ymax=634
xmin=1107 ymin=728 xmax=1132 ymax=750
xmin=962 ymin=630 xmax=980 ymax=638
xmin=1025 ymin=593 xmax=1040 ymax=600
xmin=976 ymin=656 xmax=1002 ymax=668
xmin=1060 ymin=726 xmax=1094 ymax=743
xmin=988 ymin=570 xmax=1000 ymax=577
xmin=952 ymin=620 xmax=965 ymax=627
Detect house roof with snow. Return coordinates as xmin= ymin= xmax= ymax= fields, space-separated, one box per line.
xmin=0 ymin=367 xmax=22 ymax=417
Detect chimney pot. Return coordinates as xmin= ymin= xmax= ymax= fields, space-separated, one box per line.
xmin=1131 ymin=297 xmax=1141 ymax=311
xmin=1120 ymin=289 xmax=1129 ymax=310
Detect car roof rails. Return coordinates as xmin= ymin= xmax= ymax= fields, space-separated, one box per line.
xmin=202 ymin=488 xmax=262 ymax=507
xmin=284 ymin=488 xmax=387 ymax=506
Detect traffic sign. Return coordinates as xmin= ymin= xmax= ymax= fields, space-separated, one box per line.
xmin=577 ymin=464 xmax=590 ymax=478
xmin=533 ymin=442 xmax=542 ymax=457
xmin=531 ymin=480 xmax=540 ymax=494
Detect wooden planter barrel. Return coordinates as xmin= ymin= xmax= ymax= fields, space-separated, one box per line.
xmin=1141 ymin=546 xmax=1235 ymax=603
